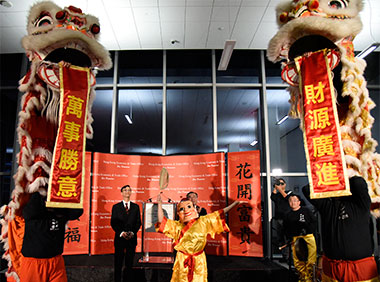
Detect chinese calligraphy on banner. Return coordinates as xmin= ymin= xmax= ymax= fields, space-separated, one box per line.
xmin=47 ymin=64 xmax=91 ymax=208
xmin=295 ymin=49 xmax=350 ymax=198
xmin=227 ymin=151 xmax=263 ymax=257
xmin=63 ymin=152 xmax=91 ymax=255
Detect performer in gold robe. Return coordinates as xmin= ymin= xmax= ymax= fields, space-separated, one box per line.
xmin=156 ymin=194 xmax=242 ymax=282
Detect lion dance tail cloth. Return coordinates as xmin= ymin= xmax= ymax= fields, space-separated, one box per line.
xmin=0 ymin=2 xmax=111 ymax=280
xmin=267 ymin=0 xmax=380 ymax=209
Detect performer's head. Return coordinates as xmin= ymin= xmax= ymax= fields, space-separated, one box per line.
xmin=274 ymin=178 xmax=286 ymax=191
xmin=288 ymin=194 xmax=302 ymax=211
xmin=121 ymin=185 xmax=132 ymax=201
xmin=177 ymin=198 xmax=198 ymax=223
xmin=186 ymin=191 xmax=199 ymax=206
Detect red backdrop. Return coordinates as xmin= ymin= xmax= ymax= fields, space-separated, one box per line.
xmin=90 ymin=152 xmax=227 ymax=255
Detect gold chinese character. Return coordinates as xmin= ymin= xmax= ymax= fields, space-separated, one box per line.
xmin=58 ymin=149 xmax=79 ymax=170
xmin=312 ymin=135 xmax=335 ymax=157
xmin=67 ymin=95 xmax=84 ymax=118
xmin=305 ymin=81 xmax=325 ymax=104
xmin=63 ymin=121 xmax=81 ymax=142
xmin=57 ymin=176 xmax=78 ymax=198
xmin=316 ymin=162 xmax=340 ymax=185
xmin=308 ymin=107 xmax=331 ymax=130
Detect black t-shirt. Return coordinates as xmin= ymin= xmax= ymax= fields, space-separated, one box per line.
xmin=21 ymin=192 xmax=83 ymax=258
xmin=302 ymin=176 xmax=373 ymax=260
xmin=284 ymin=206 xmax=316 ymax=238
xmin=271 ymin=190 xmax=293 ymax=220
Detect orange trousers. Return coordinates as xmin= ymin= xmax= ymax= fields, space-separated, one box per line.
xmin=322 ymin=255 xmax=379 ymax=282
xmin=18 ymin=255 xmax=67 ymax=282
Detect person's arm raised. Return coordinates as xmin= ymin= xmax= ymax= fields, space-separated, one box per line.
xmin=157 ymin=193 xmax=164 ymax=223
xmin=223 ymin=200 xmax=244 ymax=214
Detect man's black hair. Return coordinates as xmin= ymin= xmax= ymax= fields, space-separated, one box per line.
xmin=273 ymin=177 xmax=286 ymax=187
xmin=288 ymin=193 xmax=304 ymax=206
xmin=121 ymin=185 xmax=131 ymax=192
xmin=186 ymin=191 xmax=198 ymax=198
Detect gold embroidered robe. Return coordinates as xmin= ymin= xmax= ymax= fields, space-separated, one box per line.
xmin=156 ymin=210 xmax=229 ymax=282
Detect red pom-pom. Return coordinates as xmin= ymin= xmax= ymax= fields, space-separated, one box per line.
xmin=91 ymin=24 xmax=100 ymax=34
xmin=68 ymin=6 xmax=82 ymax=14
xmin=55 ymin=10 xmax=66 ymax=21
xmin=309 ymin=0 xmax=319 ymax=10
xmin=279 ymin=12 xmax=288 ymax=23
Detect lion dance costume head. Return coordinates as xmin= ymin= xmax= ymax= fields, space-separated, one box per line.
xmin=267 ymin=0 xmax=380 ymax=209
xmin=0 ymin=1 xmax=111 ymax=280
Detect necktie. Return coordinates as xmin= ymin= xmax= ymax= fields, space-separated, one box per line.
xmin=125 ymin=204 xmax=129 ymax=213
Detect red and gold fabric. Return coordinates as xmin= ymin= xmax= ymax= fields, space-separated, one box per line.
xmin=322 ymin=255 xmax=379 ymax=282
xmin=156 ymin=210 xmax=229 ymax=282
xmin=295 ymin=49 xmax=350 ymax=199
xmin=47 ymin=64 xmax=91 ymax=209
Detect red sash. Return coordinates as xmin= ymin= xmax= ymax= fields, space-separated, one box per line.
xmin=179 ymin=250 xmax=204 ymax=282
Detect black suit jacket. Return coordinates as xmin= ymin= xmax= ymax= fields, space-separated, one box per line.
xmin=111 ymin=201 xmax=141 ymax=246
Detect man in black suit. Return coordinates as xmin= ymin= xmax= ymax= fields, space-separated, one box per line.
xmin=111 ymin=185 xmax=142 ymax=282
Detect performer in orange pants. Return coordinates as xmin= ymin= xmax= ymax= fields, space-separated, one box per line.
xmin=19 ymin=255 xmax=67 ymax=282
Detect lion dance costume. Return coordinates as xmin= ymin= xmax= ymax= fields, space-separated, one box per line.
xmin=268 ymin=0 xmax=380 ymax=281
xmin=0 ymin=2 xmax=111 ymax=281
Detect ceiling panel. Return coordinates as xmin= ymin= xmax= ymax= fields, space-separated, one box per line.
xmin=159 ymin=7 xmax=185 ymax=22
xmin=211 ymin=6 xmax=239 ymax=22
xmin=159 ymin=0 xmax=186 ymax=7
xmin=236 ymin=6 xmax=267 ymax=21
xmin=250 ymin=21 xmax=278 ymax=49
xmin=137 ymin=22 xmax=162 ymax=48
xmin=184 ymin=21 xmax=209 ymax=48
xmin=207 ymin=21 xmax=231 ymax=49
xmin=231 ymin=21 xmax=260 ymax=48
xmin=161 ymin=21 xmax=185 ymax=48
xmin=0 ymin=11 xmax=27 ymax=27
xmin=133 ymin=7 xmax=160 ymax=23
xmin=185 ymin=6 xmax=212 ymax=21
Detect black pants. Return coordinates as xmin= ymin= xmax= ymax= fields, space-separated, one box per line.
xmin=114 ymin=240 xmax=136 ymax=282
xmin=273 ymin=218 xmax=289 ymax=260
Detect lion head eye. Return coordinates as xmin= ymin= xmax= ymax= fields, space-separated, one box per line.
xmin=34 ymin=12 xmax=53 ymax=27
xmin=328 ymin=0 xmax=349 ymax=9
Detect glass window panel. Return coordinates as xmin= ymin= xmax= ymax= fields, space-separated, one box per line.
xmin=264 ymin=54 xmax=283 ymax=84
xmin=1 ymin=89 xmax=18 ymax=173
xmin=117 ymin=89 xmax=162 ymax=154
xmin=217 ymin=88 xmax=261 ymax=152
xmin=87 ymin=90 xmax=113 ymax=153
xmin=95 ymin=51 xmax=115 ymax=84
xmin=167 ymin=89 xmax=213 ymax=154
xmin=363 ymin=51 xmax=380 ymax=85
xmin=1 ymin=89 xmax=18 ymax=206
xmin=267 ymin=89 xmax=307 ymax=173
xmin=118 ymin=51 xmax=162 ymax=84
xmin=0 ymin=54 xmax=24 ymax=86
xmin=216 ymin=50 xmax=260 ymax=83
xmin=167 ymin=50 xmax=212 ymax=83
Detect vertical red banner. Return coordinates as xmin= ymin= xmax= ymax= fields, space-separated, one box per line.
xmin=90 ymin=152 xmax=226 ymax=255
xmin=63 ymin=152 xmax=91 ymax=255
xmin=295 ymin=49 xmax=350 ymax=199
xmin=47 ymin=65 xmax=90 ymax=208
xmin=227 ymin=151 xmax=263 ymax=257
